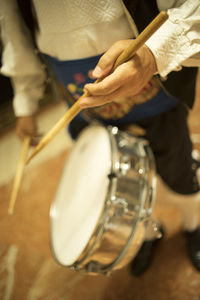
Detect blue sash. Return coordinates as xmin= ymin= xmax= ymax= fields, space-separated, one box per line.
xmin=45 ymin=54 xmax=178 ymax=124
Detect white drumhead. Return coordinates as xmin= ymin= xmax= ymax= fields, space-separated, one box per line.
xmin=50 ymin=125 xmax=111 ymax=265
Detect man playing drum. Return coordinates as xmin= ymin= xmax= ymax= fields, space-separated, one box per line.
xmin=1 ymin=0 xmax=200 ymax=275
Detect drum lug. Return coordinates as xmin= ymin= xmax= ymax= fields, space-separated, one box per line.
xmin=109 ymin=196 xmax=128 ymax=217
xmin=137 ymin=208 xmax=149 ymax=220
xmin=119 ymin=156 xmax=131 ymax=176
xmin=138 ymin=204 xmax=153 ymax=219
xmin=85 ymin=261 xmax=101 ymax=274
xmin=69 ymin=263 xmax=81 ymax=272
xmin=85 ymin=261 xmax=111 ymax=276
xmin=149 ymin=219 xmax=163 ymax=239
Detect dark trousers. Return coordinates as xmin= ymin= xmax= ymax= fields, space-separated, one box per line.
xmin=134 ymin=104 xmax=199 ymax=195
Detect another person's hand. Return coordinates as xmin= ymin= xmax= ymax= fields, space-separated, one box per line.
xmin=16 ymin=115 xmax=38 ymax=145
xmin=80 ymin=40 xmax=157 ymax=108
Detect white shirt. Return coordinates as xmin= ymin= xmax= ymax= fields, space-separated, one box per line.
xmin=34 ymin=0 xmax=134 ymax=60
xmin=0 ymin=0 xmax=200 ymax=116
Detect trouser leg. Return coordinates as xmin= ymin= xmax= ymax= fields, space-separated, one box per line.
xmin=136 ymin=103 xmax=200 ymax=195
xmin=176 ymin=192 xmax=200 ymax=231
xmin=137 ymin=104 xmax=200 ymax=233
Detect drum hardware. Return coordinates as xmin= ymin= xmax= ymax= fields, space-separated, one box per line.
xmin=99 ymin=219 xmax=146 ymax=276
xmin=110 ymin=126 xmax=119 ymax=135
xmin=107 ymin=196 xmax=129 ymax=217
xmin=119 ymin=156 xmax=131 ymax=176
xmin=105 ymin=155 xmax=150 ymax=220
xmin=145 ymin=187 xmax=155 ymax=217
xmin=106 ymin=194 xmax=152 ymax=222
xmin=70 ymin=260 xmax=105 ymax=274
xmin=151 ymin=219 xmax=163 ymax=239
xmin=144 ymin=219 xmax=163 ymax=240
xmin=85 ymin=261 xmax=102 ymax=274
xmin=82 ymin=216 xmax=145 ymax=276
xmin=108 ymin=126 xmax=147 ymax=179
xmin=107 ymin=172 xmax=117 ymax=180
xmin=69 ymin=209 xmax=110 ymax=268
xmin=71 ymin=217 xmax=162 ymax=275
xmin=50 ymin=125 xmax=157 ymax=275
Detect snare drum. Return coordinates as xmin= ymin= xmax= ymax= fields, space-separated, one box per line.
xmin=50 ymin=125 xmax=156 ymax=275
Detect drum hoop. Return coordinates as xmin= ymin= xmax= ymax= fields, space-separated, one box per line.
xmin=50 ymin=125 xmax=156 ymax=271
xmin=49 ymin=125 xmax=119 ymax=268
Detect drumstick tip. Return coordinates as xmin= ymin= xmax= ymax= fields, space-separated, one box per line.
xmin=8 ymin=208 xmax=14 ymax=215
xmin=25 ymin=155 xmax=31 ymax=165
xmin=8 ymin=136 xmax=31 ymax=215
xmin=25 ymin=145 xmax=40 ymax=164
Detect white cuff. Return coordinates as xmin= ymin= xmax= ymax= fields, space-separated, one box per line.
xmin=146 ymin=19 xmax=200 ymax=77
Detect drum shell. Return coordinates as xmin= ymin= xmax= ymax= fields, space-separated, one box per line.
xmin=77 ymin=208 xmax=146 ymax=274
xmin=50 ymin=126 xmax=156 ymax=275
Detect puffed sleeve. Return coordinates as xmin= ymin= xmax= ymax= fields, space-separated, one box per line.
xmin=145 ymin=0 xmax=200 ymax=77
xmin=0 ymin=0 xmax=46 ymax=116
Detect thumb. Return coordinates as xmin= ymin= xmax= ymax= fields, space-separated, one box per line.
xmin=92 ymin=40 xmax=132 ymax=79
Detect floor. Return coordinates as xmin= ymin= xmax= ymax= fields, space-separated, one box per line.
xmin=0 ymin=72 xmax=200 ymax=300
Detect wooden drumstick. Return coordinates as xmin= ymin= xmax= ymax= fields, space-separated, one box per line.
xmin=8 ymin=137 xmax=31 ymax=215
xmin=26 ymin=11 xmax=168 ymax=165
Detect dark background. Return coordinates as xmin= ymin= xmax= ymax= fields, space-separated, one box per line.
xmin=0 ymin=49 xmax=15 ymax=134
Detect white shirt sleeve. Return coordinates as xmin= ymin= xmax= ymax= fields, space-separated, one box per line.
xmin=0 ymin=0 xmax=46 ymax=116
xmin=145 ymin=0 xmax=200 ymax=77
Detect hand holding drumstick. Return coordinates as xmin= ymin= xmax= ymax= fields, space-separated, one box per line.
xmin=81 ymin=43 xmax=157 ymax=108
xmin=26 ymin=11 xmax=168 ymax=165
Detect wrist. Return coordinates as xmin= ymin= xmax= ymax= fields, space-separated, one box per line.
xmin=144 ymin=45 xmax=158 ymax=75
